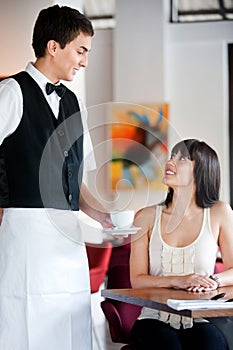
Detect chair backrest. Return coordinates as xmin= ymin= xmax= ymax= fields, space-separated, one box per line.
xmin=86 ymin=242 xmax=112 ymax=293
xmin=101 ymin=243 xmax=141 ymax=345
xmin=214 ymin=249 xmax=224 ymax=273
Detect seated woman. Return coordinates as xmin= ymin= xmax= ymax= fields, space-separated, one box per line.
xmin=129 ymin=139 xmax=233 ymax=350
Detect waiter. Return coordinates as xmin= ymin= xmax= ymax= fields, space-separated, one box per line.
xmin=0 ymin=5 xmax=111 ymax=350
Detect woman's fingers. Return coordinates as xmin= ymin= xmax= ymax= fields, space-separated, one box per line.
xmin=184 ymin=274 xmax=217 ymax=291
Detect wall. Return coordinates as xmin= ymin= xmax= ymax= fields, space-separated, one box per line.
xmin=0 ymin=0 xmax=51 ymax=76
xmin=114 ymin=0 xmax=164 ymax=103
xmin=86 ymin=0 xmax=233 ymax=210
xmin=86 ymin=0 xmax=166 ymax=210
xmin=165 ymin=20 xmax=233 ymax=202
xmin=0 ymin=0 xmax=86 ymax=98
xmin=85 ymin=29 xmax=114 ymax=208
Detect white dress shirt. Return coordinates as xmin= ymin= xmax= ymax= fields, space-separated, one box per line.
xmin=0 ymin=62 xmax=96 ymax=171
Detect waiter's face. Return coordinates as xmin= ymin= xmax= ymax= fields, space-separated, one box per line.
xmin=51 ymin=32 xmax=92 ymax=82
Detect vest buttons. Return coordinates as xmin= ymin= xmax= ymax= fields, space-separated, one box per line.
xmin=68 ymin=170 xmax=72 ymax=178
xmin=64 ymin=150 xmax=68 ymax=157
xmin=58 ymin=129 xmax=64 ymax=136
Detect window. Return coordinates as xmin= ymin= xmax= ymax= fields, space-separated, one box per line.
xmin=84 ymin=0 xmax=115 ymax=29
xmin=171 ymin=0 xmax=233 ymax=23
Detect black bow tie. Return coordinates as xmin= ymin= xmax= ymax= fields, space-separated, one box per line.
xmin=46 ymin=82 xmax=67 ymax=98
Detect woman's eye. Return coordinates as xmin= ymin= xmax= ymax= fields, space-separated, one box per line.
xmin=78 ymin=51 xmax=84 ymax=55
xmin=179 ymin=155 xmax=186 ymax=161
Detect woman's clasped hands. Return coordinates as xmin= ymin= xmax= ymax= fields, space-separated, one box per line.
xmin=175 ymin=273 xmax=219 ymax=292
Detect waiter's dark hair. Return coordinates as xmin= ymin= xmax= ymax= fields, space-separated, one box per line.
xmin=32 ymin=5 xmax=94 ymax=58
xmin=164 ymin=139 xmax=220 ymax=208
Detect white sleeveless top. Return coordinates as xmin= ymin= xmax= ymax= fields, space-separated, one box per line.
xmin=138 ymin=205 xmax=218 ymax=329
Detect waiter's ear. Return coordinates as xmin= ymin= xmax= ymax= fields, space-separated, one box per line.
xmin=47 ymin=40 xmax=59 ymax=57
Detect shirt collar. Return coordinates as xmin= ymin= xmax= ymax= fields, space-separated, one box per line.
xmin=25 ymin=62 xmax=59 ymax=94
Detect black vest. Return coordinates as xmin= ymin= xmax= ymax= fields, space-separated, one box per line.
xmin=0 ymin=71 xmax=83 ymax=210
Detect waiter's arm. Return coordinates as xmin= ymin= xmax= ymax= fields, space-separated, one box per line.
xmin=79 ymin=183 xmax=112 ymax=228
xmin=0 ymin=79 xmax=22 ymax=226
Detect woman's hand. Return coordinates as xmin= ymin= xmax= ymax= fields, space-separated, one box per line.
xmin=173 ymin=273 xmax=218 ymax=292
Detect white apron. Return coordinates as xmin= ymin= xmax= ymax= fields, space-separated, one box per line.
xmin=0 ymin=208 xmax=92 ymax=350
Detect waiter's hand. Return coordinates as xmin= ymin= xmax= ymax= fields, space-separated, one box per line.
xmin=101 ymin=212 xmax=113 ymax=228
xmin=0 ymin=208 xmax=3 ymax=225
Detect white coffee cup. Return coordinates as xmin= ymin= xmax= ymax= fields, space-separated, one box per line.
xmin=110 ymin=210 xmax=134 ymax=229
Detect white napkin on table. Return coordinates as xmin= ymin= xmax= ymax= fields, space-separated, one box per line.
xmin=167 ymin=299 xmax=233 ymax=311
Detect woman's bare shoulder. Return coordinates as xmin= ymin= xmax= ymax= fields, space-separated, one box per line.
xmin=134 ymin=205 xmax=160 ymax=228
xmin=211 ymin=200 xmax=232 ymax=214
xmin=210 ymin=201 xmax=233 ymax=225
xmin=135 ymin=204 xmax=158 ymax=217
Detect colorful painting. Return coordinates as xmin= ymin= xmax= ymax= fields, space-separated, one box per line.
xmin=110 ymin=103 xmax=169 ymax=191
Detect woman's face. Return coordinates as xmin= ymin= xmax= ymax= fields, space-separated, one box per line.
xmin=163 ymin=150 xmax=195 ymax=189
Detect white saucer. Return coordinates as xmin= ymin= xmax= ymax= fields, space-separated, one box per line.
xmin=103 ymin=226 xmax=141 ymax=235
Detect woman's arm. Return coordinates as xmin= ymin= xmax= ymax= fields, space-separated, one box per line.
xmin=130 ymin=206 xmax=175 ymax=288
xmin=212 ymin=201 xmax=233 ymax=287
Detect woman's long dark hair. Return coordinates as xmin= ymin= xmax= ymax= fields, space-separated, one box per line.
xmin=164 ymin=139 xmax=220 ymax=208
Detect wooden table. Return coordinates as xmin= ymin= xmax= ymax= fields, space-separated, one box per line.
xmin=101 ymin=286 xmax=233 ymax=318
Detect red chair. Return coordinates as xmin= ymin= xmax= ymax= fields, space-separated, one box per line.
xmin=86 ymin=242 xmax=112 ymax=293
xmin=86 ymin=242 xmax=112 ymax=349
xmin=101 ymin=243 xmax=141 ymax=350
xmin=214 ymin=249 xmax=224 ymax=273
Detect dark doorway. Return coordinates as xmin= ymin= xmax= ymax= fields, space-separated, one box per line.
xmin=229 ymin=43 xmax=233 ymax=208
